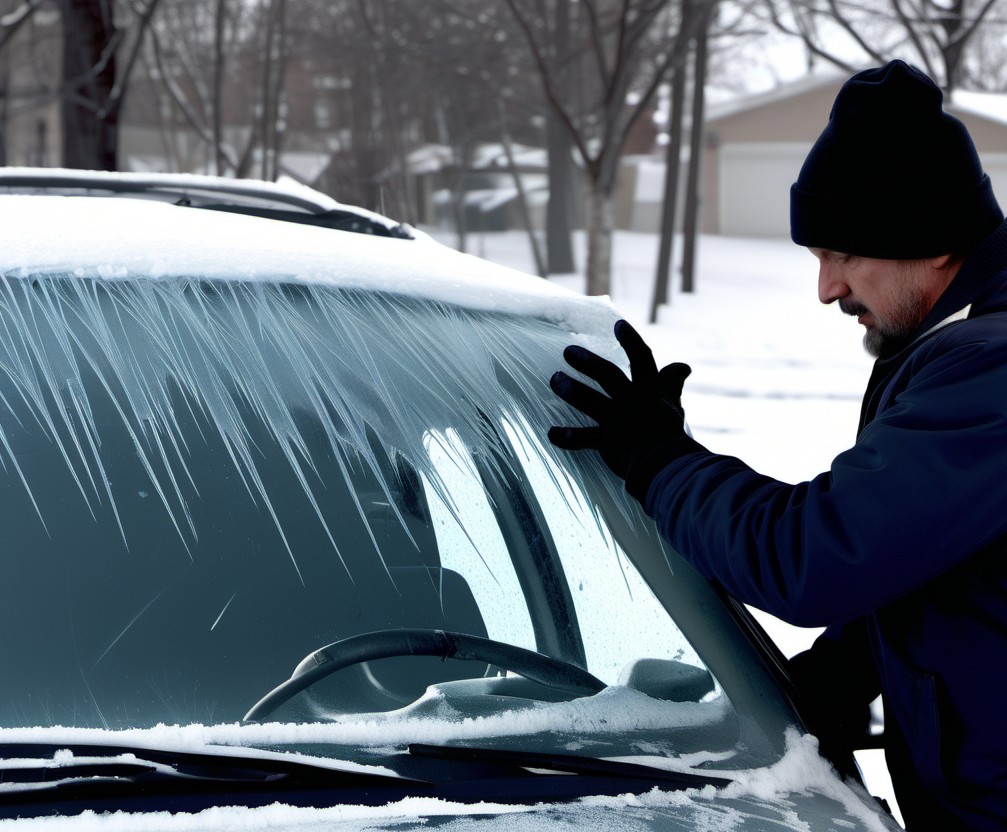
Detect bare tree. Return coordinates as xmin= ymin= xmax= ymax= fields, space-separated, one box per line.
xmin=56 ymin=0 xmax=160 ymax=169
xmin=760 ymin=0 xmax=1004 ymax=91
xmin=131 ymin=0 xmax=284 ymax=176
xmin=212 ymin=0 xmax=226 ymax=174
xmin=503 ymin=0 xmax=718 ymax=296
xmin=351 ymin=1 xmax=547 ymax=233
xmin=650 ymin=55 xmax=686 ymax=322
xmin=680 ymin=0 xmax=713 ymax=294
xmin=544 ymin=0 xmax=577 ymax=275
xmin=0 ymin=0 xmax=159 ymax=170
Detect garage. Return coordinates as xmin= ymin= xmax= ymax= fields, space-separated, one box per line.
xmin=717 ymin=142 xmax=811 ymax=238
xmin=700 ymin=74 xmax=1007 ymax=240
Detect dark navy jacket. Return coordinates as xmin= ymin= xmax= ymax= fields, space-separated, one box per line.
xmin=643 ymin=220 xmax=1007 ymax=830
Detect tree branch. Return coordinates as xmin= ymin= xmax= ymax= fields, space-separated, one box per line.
xmin=502 ymin=0 xmax=595 ymax=165
xmin=0 ymin=0 xmax=42 ymax=51
xmin=825 ymin=0 xmax=888 ymax=65
xmin=580 ymin=0 xmax=613 ymax=88
xmin=147 ymin=24 xmax=238 ymax=169
xmin=106 ymin=0 xmax=163 ymax=118
xmin=891 ymin=0 xmax=939 ymax=80
xmin=948 ymin=0 xmax=1000 ymax=49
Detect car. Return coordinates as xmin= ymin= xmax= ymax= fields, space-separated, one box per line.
xmin=0 ymin=169 xmax=899 ymax=830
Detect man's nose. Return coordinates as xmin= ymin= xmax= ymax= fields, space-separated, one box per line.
xmin=818 ymin=264 xmax=849 ymax=305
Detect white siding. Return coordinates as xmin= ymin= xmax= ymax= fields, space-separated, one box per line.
xmin=980 ymin=153 xmax=1007 ymax=210
xmin=718 ymin=143 xmax=811 ymax=238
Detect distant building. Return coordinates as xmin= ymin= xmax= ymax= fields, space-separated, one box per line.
xmin=622 ymin=72 xmax=1007 ymax=239
xmin=0 ymin=7 xmax=61 ymax=167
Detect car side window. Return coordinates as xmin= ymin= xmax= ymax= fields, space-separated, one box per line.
xmin=501 ymin=415 xmax=706 ymax=684
xmin=422 ymin=427 xmax=537 ymax=651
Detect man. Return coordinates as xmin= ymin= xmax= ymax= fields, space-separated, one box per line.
xmin=548 ymin=59 xmax=1007 ymax=831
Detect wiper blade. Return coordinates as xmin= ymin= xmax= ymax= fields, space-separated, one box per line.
xmin=0 ymin=741 xmax=428 ymax=818
xmin=0 ymin=741 xmax=412 ymax=785
xmin=408 ymin=743 xmax=733 ymax=789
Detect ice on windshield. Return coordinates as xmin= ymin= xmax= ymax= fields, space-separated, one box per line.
xmin=0 ymin=268 xmax=778 ymax=774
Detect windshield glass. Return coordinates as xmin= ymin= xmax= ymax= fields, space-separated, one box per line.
xmin=0 ymin=272 xmax=793 ymax=775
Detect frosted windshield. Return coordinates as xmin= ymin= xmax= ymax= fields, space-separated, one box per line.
xmin=0 ymin=272 xmax=781 ymax=770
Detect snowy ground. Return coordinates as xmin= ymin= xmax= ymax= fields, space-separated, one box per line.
xmin=426 ymin=226 xmax=903 ymax=827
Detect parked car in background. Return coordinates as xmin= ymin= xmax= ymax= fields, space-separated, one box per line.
xmin=0 ymin=169 xmax=899 ymax=830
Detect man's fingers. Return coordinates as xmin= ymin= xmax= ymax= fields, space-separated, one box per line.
xmin=614 ymin=319 xmax=658 ymax=383
xmin=657 ymin=362 xmax=692 ymax=398
xmin=547 ymin=425 xmax=604 ymax=451
xmin=563 ymin=345 xmax=631 ymax=397
xmin=550 ymin=372 xmax=612 ymax=422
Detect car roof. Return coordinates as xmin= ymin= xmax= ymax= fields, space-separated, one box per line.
xmin=0 ymin=189 xmax=617 ymax=336
xmin=0 ymin=167 xmax=413 ymax=238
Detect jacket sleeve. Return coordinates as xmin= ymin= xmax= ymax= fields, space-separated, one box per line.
xmin=643 ymin=332 xmax=1007 ymax=626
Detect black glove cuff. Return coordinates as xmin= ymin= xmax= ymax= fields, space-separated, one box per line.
xmin=624 ymin=435 xmax=707 ymax=505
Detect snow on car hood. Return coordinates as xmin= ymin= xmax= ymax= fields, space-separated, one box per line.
xmin=0 ymin=195 xmax=617 ymax=337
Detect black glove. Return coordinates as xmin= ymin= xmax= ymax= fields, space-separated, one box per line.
xmin=548 ymin=319 xmax=704 ymax=502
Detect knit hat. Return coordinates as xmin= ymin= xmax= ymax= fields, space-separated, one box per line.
xmin=790 ymin=60 xmax=1003 ymax=259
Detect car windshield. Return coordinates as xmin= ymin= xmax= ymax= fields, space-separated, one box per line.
xmin=0 ymin=270 xmax=793 ymax=777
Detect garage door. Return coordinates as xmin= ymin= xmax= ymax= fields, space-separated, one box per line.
xmin=719 ymin=143 xmax=811 ymax=238
xmin=979 ymin=153 xmax=1007 ymax=210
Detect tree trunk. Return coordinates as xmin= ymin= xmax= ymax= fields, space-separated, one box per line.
xmin=546 ymin=112 xmax=577 ymax=274
xmin=0 ymin=46 xmax=8 ymax=167
xmin=259 ymin=0 xmax=288 ymax=181
xmin=585 ymin=182 xmax=613 ymax=296
xmin=681 ymin=1 xmax=712 ymax=294
xmin=650 ymin=62 xmax=687 ymax=322
xmin=212 ymin=0 xmax=226 ymax=175
xmin=59 ymin=0 xmax=118 ymax=170
xmin=545 ymin=0 xmax=576 ymax=275
xmin=451 ymin=142 xmax=473 ymax=254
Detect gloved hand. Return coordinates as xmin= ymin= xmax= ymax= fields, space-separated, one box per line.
xmin=548 ymin=319 xmax=703 ymax=502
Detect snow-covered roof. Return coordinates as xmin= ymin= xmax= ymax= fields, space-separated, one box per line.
xmin=472 ymin=143 xmax=547 ymax=171
xmin=704 ymin=71 xmax=846 ymax=124
xmin=0 ymin=194 xmax=616 ymax=335
xmin=407 ymin=143 xmax=454 ymax=174
xmin=404 ymin=143 xmax=548 ymax=175
xmin=705 ymin=73 xmax=1007 ymax=131
xmin=950 ymin=89 xmax=1007 ymax=126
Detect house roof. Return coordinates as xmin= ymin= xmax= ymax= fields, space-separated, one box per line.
xmin=705 ymin=70 xmax=1007 ymax=130
xmin=950 ymin=90 xmax=1007 ymax=127
xmin=704 ymin=71 xmax=846 ymax=124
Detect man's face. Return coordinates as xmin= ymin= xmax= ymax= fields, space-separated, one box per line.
xmin=810 ymin=248 xmax=953 ymax=357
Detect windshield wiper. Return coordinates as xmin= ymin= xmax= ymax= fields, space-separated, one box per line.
xmin=408 ymin=743 xmax=733 ymax=790
xmin=0 ymin=740 xmax=734 ymax=817
xmin=0 ymin=741 xmax=427 ymax=818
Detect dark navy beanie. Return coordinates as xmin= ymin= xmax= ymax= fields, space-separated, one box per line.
xmin=791 ymin=60 xmax=1003 ymax=259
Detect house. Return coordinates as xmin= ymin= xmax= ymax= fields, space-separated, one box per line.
xmin=416 ymin=142 xmax=554 ymax=233
xmin=623 ymin=72 xmax=1007 ymax=240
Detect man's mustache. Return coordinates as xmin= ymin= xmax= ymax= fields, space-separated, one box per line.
xmin=839 ymin=298 xmax=869 ymax=318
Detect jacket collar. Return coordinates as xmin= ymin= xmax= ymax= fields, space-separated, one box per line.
xmin=857 ymin=219 xmax=1007 ymax=434
xmin=915 ymin=218 xmax=1007 ymax=335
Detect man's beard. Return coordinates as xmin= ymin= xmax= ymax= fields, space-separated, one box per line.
xmin=840 ymin=292 xmax=930 ymax=358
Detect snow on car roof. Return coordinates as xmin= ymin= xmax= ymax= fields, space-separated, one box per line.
xmin=0 ymin=165 xmax=359 ymax=214
xmin=0 ymin=194 xmax=617 ymax=337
